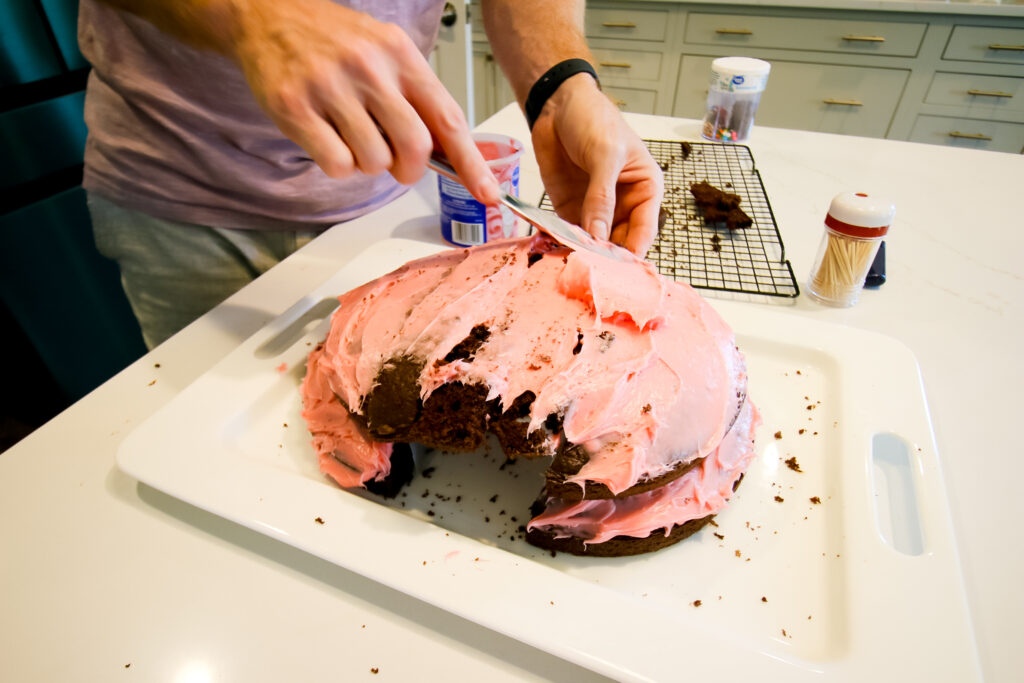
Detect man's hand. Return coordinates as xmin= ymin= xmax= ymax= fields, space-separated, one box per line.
xmin=480 ymin=0 xmax=664 ymax=257
xmin=97 ymin=0 xmax=499 ymax=203
xmin=530 ymin=74 xmax=663 ymax=257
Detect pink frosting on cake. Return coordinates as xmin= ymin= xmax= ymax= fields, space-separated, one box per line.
xmin=301 ymin=234 xmax=749 ymax=499
xmin=301 ymin=343 xmax=393 ymax=487
xmin=527 ymin=399 xmax=760 ymax=544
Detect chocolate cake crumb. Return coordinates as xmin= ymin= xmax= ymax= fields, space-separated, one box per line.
xmin=774 ymin=495 xmax=784 ymax=503
xmin=489 ymin=494 xmax=498 ymax=503
xmin=713 ymin=532 xmax=724 ymax=540
xmin=442 ymin=324 xmax=491 ymax=364
xmin=314 ymin=517 xmax=325 ymax=524
xmin=734 ymin=549 xmax=742 ymax=557
xmin=774 ymin=431 xmax=783 ymax=439
xmin=693 ymin=600 xmax=702 ymax=607
xmin=798 ymin=429 xmax=806 ymax=435
xmin=784 ymin=457 xmax=802 ymax=472
xmin=689 ymin=181 xmax=752 ymax=230
xmin=371 ymin=667 xmax=379 ymax=674
xmin=421 ymin=467 xmax=435 ymax=478
xmin=762 ymin=596 xmax=768 ymax=602
xmin=810 ymin=496 xmax=821 ymax=504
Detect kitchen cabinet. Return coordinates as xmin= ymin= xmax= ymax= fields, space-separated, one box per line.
xmin=682 ymin=12 xmax=928 ymax=57
xmin=675 ymin=56 xmax=910 ymax=139
xmin=908 ymin=114 xmax=1024 ymax=151
xmin=469 ymin=2 xmax=1024 ymax=153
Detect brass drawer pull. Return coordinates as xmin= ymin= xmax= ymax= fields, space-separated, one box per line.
xmin=842 ymin=35 xmax=886 ymax=43
xmin=823 ymin=98 xmax=864 ymax=106
xmin=602 ymin=21 xmax=636 ymax=28
xmin=599 ymin=61 xmax=632 ymax=69
xmin=715 ymin=28 xmax=753 ymax=35
xmin=949 ymin=131 xmax=993 ymax=141
xmin=608 ymin=96 xmax=628 ymax=108
xmin=989 ymin=44 xmax=1024 ymax=51
xmin=967 ymin=89 xmax=1014 ymax=98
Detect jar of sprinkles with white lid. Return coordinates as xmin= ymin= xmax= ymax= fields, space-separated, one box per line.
xmin=807 ymin=192 xmax=895 ymax=307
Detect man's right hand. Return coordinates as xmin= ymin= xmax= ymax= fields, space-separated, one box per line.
xmin=100 ymin=0 xmax=500 ymax=203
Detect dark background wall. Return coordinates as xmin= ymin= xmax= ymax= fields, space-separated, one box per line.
xmin=1 ymin=0 xmax=147 ymax=451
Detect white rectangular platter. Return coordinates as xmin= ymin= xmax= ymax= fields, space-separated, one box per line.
xmin=118 ymin=238 xmax=980 ymax=682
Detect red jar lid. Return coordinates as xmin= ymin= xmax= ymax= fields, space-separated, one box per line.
xmin=825 ymin=192 xmax=895 ymax=238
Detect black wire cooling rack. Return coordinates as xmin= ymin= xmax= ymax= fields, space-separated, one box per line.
xmin=541 ymin=140 xmax=799 ymax=299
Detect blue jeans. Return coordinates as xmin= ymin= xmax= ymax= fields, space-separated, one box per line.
xmin=87 ymin=193 xmax=319 ymax=349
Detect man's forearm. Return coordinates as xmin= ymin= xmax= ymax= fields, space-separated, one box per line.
xmin=480 ymin=0 xmax=591 ymax=105
xmin=94 ymin=0 xmax=243 ymax=55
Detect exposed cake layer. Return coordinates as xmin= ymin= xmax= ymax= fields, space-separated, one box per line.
xmin=302 ymin=234 xmax=748 ymax=496
xmin=527 ymin=398 xmax=760 ymax=547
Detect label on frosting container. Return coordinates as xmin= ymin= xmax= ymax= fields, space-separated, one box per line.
xmin=438 ymin=134 xmax=523 ymax=247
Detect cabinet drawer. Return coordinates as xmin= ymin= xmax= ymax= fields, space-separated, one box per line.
xmin=908 ymin=115 xmax=1024 ymax=153
xmin=685 ymin=13 xmax=927 ymax=57
xmin=603 ymin=86 xmax=657 ymax=115
xmin=585 ymin=7 xmax=669 ymax=42
xmin=925 ymin=72 xmax=1024 ymax=115
xmin=591 ymin=48 xmax=662 ymax=82
xmin=674 ymin=57 xmax=908 ymax=138
xmin=943 ymin=26 xmax=1024 ymax=66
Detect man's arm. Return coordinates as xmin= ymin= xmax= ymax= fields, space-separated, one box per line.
xmin=92 ymin=0 xmax=499 ymax=203
xmin=481 ymin=0 xmax=663 ymax=256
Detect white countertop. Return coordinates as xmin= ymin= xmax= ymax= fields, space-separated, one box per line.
xmin=2 ymin=105 xmax=1022 ymax=682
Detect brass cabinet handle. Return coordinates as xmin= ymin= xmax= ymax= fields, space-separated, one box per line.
xmin=967 ymin=89 xmax=1014 ymax=98
xmin=842 ymin=35 xmax=886 ymax=43
xmin=598 ymin=61 xmax=632 ymax=68
xmin=949 ymin=131 xmax=993 ymax=140
xmin=989 ymin=44 xmax=1024 ymax=51
xmin=602 ymin=21 xmax=636 ymax=28
xmin=715 ymin=28 xmax=753 ymax=35
xmin=608 ymin=96 xmax=628 ymax=107
xmin=823 ymin=98 xmax=864 ymax=106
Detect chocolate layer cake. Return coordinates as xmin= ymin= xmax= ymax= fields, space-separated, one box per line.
xmin=301 ymin=234 xmax=759 ymax=556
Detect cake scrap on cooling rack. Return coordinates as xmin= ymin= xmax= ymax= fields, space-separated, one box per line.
xmin=300 ymin=233 xmax=760 ymax=557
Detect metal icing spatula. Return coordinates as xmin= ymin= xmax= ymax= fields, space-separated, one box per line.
xmin=428 ymin=152 xmax=626 ymax=261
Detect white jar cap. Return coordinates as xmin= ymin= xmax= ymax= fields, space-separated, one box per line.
xmin=826 ymin=192 xmax=896 ymax=237
xmin=710 ymin=57 xmax=772 ymax=92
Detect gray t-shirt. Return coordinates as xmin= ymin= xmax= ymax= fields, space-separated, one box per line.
xmin=78 ymin=0 xmax=444 ymax=230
